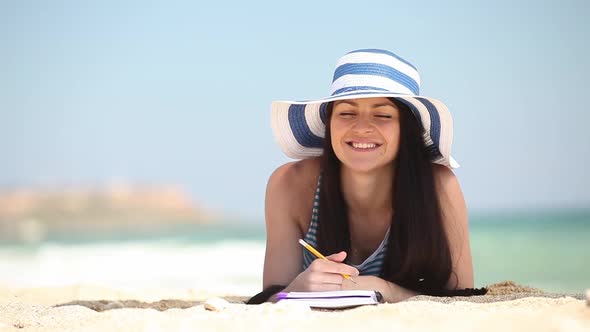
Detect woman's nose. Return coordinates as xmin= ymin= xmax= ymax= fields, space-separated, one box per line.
xmin=352 ymin=116 xmax=374 ymax=133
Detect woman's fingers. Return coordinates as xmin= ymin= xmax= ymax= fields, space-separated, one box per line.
xmin=288 ymin=252 xmax=361 ymax=292
xmin=290 ymin=259 xmax=360 ymax=292
xmin=303 ymin=272 xmax=346 ymax=292
xmin=309 ymin=257 xmax=359 ymax=277
xmin=325 ymin=251 xmax=347 ymax=262
xmin=307 ymin=282 xmax=344 ymax=292
xmin=307 ymin=271 xmax=344 ymax=285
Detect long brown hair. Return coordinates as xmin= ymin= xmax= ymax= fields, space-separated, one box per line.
xmin=316 ymin=98 xmax=454 ymax=294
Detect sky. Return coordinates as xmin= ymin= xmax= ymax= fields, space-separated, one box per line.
xmin=1 ymin=0 xmax=589 ymax=221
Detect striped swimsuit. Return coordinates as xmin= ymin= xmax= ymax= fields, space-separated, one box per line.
xmin=302 ymin=177 xmax=389 ymax=276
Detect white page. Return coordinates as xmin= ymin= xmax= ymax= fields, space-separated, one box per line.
xmin=277 ymin=290 xmax=382 ymax=308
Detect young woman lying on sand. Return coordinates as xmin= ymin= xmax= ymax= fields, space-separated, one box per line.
xmin=254 ymin=49 xmax=475 ymax=303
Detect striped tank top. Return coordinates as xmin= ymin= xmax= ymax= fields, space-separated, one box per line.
xmin=302 ymin=177 xmax=389 ymax=276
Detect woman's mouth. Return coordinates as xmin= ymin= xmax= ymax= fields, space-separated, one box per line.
xmin=346 ymin=141 xmax=382 ymax=151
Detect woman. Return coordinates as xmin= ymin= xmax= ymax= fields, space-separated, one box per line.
xmin=259 ymin=49 xmax=474 ymax=303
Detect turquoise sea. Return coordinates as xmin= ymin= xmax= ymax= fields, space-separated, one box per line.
xmin=0 ymin=210 xmax=588 ymax=296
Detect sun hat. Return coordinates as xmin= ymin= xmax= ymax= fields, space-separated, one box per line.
xmin=270 ymin=48 xmax=459 ymax=169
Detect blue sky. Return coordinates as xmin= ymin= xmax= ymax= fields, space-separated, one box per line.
xmin=1 ymin=0 xmax=589 ymax=220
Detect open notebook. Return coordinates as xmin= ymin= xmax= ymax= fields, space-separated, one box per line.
xmin=276 ymin=290 xmax=383 ymax=309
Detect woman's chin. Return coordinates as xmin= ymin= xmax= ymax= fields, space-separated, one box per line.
xmin=340 ymin=159 xmax=390 ymax=174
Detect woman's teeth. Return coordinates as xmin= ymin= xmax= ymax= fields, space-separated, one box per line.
xmin=351 ymin=142 xmax=378 ymax=149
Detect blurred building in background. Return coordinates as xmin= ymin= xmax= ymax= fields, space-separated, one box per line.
xmin=0 ymin=184 xmax=214 ymax=243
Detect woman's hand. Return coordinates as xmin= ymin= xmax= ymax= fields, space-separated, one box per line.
xmin=283 ymin=251 xmax=360 ymax=292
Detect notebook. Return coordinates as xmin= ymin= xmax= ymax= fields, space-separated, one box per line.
xmin=276 ymin=290 xmax=383 ymax=309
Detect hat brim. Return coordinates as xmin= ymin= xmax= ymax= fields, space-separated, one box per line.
xmin=271 ymin=91 xmax=459 ymax=169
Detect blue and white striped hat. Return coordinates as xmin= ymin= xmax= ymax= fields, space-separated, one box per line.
xmin=271 ymin=49 xmax=459 ymax=168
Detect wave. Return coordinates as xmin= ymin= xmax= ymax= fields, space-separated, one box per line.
xmin=0 ymin=239 xmax=265 ymax=296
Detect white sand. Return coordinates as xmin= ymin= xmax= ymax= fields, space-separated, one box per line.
xmin=0 ymin=284 xmax=589 ymax=332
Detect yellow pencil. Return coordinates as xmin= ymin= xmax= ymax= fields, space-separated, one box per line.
xmin=298 ymin=239 xmax=356 ymax=284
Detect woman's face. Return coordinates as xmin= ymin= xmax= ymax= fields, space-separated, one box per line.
xmin=330 ymin=97 xmax=401 ymax=173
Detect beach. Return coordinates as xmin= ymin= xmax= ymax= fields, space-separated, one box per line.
xmin=1 ymin=282 xmax=589 ymax=332
xmin=0 ymin=218 xmax=588 ymax=331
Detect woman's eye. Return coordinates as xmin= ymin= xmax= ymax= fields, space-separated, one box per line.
xmin=339 ymin=112 xmax=355 ymax=117
xmin=376 ymin=114 xmax=393 ymax=119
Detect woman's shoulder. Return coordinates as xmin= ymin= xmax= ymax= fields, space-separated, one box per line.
xmin=432 ymin=164 xmax=460 ymax=189
xmin=432 ymin=163 xmax=467 ymax=221
xmin=267 ymin=158 xmax=321 ymax=194
xmin=266 ymin=158 xmax=321 ymax=224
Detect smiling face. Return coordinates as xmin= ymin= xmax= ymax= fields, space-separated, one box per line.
xmin=329 ymin=97 xmax=401 ymax=173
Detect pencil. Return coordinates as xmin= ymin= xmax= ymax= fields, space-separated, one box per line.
xmin=298 ymin=239 xmax=356 ymax=284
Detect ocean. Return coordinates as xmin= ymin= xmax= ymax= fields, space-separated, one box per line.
xmin=0 ymin=211 xmax=588 ymax=296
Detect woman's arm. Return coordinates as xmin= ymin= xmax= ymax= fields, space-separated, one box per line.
xmin=262 ymin=162 xmax=306 ymax=290
xmin=434 ymin=165 xmax=474 ymax=289
xmin=262 ymin=160 xmax=359 ymax=300
xmin=341 ymin=275 xmax=417 ymax=302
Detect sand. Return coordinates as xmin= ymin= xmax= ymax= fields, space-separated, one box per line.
xmin=0 ymin=281 xmax=588 ymax=332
